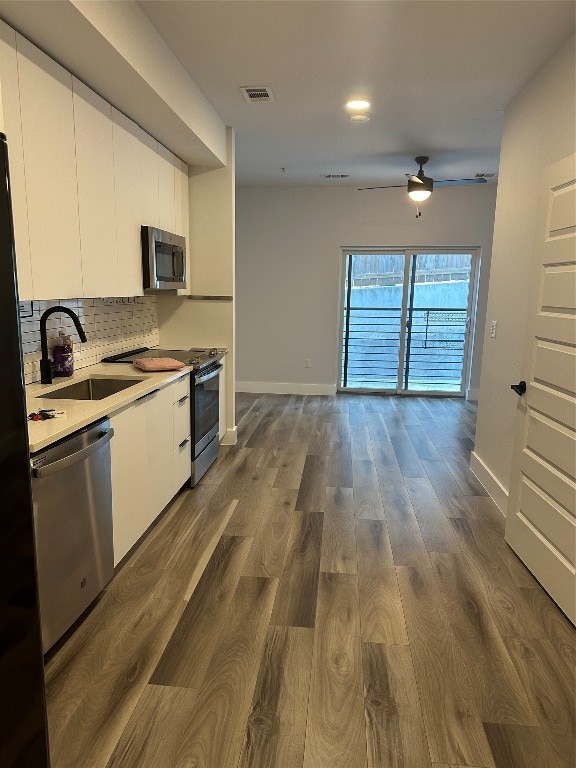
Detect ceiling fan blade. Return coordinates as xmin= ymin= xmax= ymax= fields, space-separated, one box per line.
xmin=435 ymin=178 xmax=488 ymax=186
xmin=405 ymin=174 xmax=423 ymax=183
xmin=357 ymin=185 xmax=407 ymax=191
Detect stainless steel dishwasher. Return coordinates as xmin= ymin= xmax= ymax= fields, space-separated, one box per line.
xmin=30 ymin=418 xmax=115 ymax=652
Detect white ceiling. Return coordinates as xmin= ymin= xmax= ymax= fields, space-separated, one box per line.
xmin=139 ymin=0 xmax=575 ymax=187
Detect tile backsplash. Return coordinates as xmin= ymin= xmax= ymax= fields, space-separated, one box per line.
xmin=20 ymin=297 xmax=160 ymax=385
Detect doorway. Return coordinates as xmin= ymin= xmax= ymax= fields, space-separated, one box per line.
xmin=340 ymin=248 xmax=479 ymax=395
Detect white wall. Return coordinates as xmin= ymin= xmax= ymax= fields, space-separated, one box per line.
xmin=235 ymin=183 xmax=497 ymax=394
xmin=473 ymin=35 xmax=576 ymax=511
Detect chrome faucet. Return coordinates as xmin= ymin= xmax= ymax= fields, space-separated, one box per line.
xmin=39 ymin=306 xmax=88 ymax=384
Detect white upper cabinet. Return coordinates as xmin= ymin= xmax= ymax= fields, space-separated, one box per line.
xmin=0 ymin=22 xmax=33 ymax=300
xmin=112 ymin=108 xmax=146 ymax=297
xmin=73 ymin=78 xmax=119 ymax=298
xmin=16 ymin=34 xmax=82 ymax=299
xmin=174 ymin=156 xmax=189 ymax=239
xmin=2 ymin=24 xmax=190 ymax=301
xmin=158 ymin=143 xmax=176 ymax=233
xmin=138 ymin=125 xmax=159 ymax=230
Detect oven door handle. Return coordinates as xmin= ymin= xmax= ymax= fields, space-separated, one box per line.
xmin=195 ymin=363 xmax=223 ymax=385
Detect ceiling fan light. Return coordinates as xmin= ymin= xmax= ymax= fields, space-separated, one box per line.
xmin=408 ymin=188 xmax=432 ymax=202
xmin=346 ymin=99 xmax=371 ymax=110
xmin=407 ymin=176 xmax=433 ymax=201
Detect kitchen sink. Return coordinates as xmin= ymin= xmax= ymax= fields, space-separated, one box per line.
xmin=39 ymin=377 xmax=145 ymax=401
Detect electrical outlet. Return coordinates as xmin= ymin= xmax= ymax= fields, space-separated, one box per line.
xmin=304 ymin=358 xmax=311 ymax=368
xmin=490 ymin=320 xmax=497 ymax=338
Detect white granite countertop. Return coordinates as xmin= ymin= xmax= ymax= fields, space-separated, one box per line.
xmin=26 ymin=362 xmax=191 ymax=453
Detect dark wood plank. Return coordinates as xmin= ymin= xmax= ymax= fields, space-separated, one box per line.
xmin=273 ymin=443 xmax=307 ymax=490
xmin=350 ymin=425 xmax=374 ymax=461
xmin=363 ymin=642 xmax=431 ymax=768
xmin=320 ymin=487 xmax=357 ymax=574
xmin=355 ymin=518 xmax=394 ymax=568
xmin=150 ymin=534 xmax=253 ymax=688
xmin=429 ymin=551 xmax=537 ymax=726
xmin=46 ymin=587 xmax=186 ymax=768
xmin=465 ymin=515 xmax=539 ymax=589
xmin=271 ymin=511 xmax=323 ymax=628
xmin=148 ymin=577 xmax=278 ymax=768
xmin=389 ymin=431 xmax=427 ymax=478
xmin=106 ymin=685 xmax=197 ymax=768
xmin=198 ymin=445 xmax=261 ymax=486
xmin=353 ymin=459 xmax=385 ymax=520
xmin=235 ymin=392 xmax=260 ymax=421
xmin=307 ymin=419 xmax=333 ymax=456
xmin=327 ymin=437 xmax=353 ymax=488
xmin=239 ymin=626 xmax=314 ymax=768
xmin=245 ymin=409 xmax=287 ymax=448
xmin=330 ymin=412 xmax=352 ymax=443
xmin=450 ymin=518 xmax=548 ymax=640
xmin=421 ymin=459 xmax=473 ymax=517
xmin=303 ymin=573 xmax=367 ymax=768
xmin=442 ymin=454 xmax=489 ymax=496
xmin=518 ymin=586 xmax=576 ymax=675
xmin=403 ymin=422 xmax=444 ymax=461
xmin=379 ymin=479 xmax=429 ymax=568
xmin=356 ymin=519 xmax=407 ymax=645
xmin=404 ymin=476 xmax=461 ymax=553
xmin=224 ymin=469 xmax=277 ymax=536
xmin=243 ymin=488 xmax=297 ymax=578
xmin=396 ymin=564 xmax=495 ymax=767
xmin=45 ymin=558 xmax=190 ymax=740
xmin=503 ymin=636 xmax=575 ymax=767
xmin=483 ymin=722 xmax=560 ymax=768
xmin=296 ymin=454 xmax=329 ymax=512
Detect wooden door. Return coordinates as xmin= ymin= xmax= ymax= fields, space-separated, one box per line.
xmin=505 ymin=153 xmax=576 ymax=623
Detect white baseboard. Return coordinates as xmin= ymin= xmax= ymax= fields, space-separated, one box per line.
xmin=236 ymin=381 xmax=337 ymax=396
xmin=470 ymin=451 xmax=508 ymax=517
xmin=221 ymin=426 xmax=237 ymax=446
xmin=466 ymin=388 xmax=479 ymax=401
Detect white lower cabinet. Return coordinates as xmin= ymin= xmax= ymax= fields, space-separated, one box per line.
xmin=172 ymin=375 xmax=191 ymax=491
xmin=110 ymin=375 xmax=191 ymax=565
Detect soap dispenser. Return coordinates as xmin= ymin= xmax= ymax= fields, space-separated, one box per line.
xmin=52 ymin=330 xmax=74 ymax=377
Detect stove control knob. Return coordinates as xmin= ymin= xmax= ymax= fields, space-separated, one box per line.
xmin=191 ymin=357 xmax=200 ymax=365
xmin=209 ymin=348 xmax=218 ymax=356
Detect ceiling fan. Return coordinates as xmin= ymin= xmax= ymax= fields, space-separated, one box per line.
xmin=359 ymin=156 xmax=487 ymax=216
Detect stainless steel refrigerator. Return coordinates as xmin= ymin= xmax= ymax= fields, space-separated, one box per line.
xmin=0 ymin=132 xmax=50 ymax=765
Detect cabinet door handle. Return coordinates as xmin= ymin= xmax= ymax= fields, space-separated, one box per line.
xmin=179 ymin=437 xmax=190 ymax=449
xmin=136 ymin=389 xmax=159 ymax=403
xmin=177 ymin=395 xmax=189 ymax=404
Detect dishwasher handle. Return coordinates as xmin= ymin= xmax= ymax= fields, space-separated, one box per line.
xmin=31 ymin=428 xmax=114 ymax=478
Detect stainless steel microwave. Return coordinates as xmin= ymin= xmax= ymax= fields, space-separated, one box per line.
xmin=141 ymin=226 xmax=187 ymax=292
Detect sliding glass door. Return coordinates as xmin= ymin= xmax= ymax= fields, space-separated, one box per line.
xmin=340 ymin=249 xmax=478 ymax=395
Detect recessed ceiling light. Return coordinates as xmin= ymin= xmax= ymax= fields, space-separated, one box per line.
xmin=350 ymin=114 xmax=370 ymax=123
xmin=346 ymin=99 xmax=371 ymax=110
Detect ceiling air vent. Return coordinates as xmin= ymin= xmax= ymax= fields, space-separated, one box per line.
xmin=241 ymin=87 xmax=275 ymax=103
xmin=475 ymin=173 xmax=498 ymax=178
xmin=322 ymin=174 xmax=350 ymax=179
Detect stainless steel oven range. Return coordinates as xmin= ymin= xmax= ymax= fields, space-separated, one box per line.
xmin=102 ymin=346 xmax=224 ymax=485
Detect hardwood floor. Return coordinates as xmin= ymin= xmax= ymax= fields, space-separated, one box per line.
xmin=45 ymin=393 xmax=576 ymax=768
